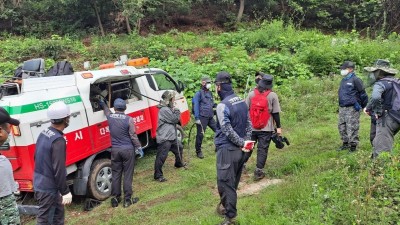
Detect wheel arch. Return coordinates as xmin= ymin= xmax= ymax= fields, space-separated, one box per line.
xmin=72 ymin=149 xmax=111 ymax=196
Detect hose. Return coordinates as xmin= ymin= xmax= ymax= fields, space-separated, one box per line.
xmin=175 ymin=125 xmax=188 ymax=170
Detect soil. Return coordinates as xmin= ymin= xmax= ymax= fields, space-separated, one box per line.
xmin=211 ymin=170 xmax=283 ymax=197
xmin=237 ymin=178 xmax=283 ymax=197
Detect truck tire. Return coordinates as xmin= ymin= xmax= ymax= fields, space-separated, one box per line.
xmin=176 ymin=125 xmax=185 ymax=144
xmin=88 ymin=159 xmax=112 ymax=201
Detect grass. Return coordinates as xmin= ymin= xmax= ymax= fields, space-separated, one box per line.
xmin=24 ymin=76 xmax=400 ymax=225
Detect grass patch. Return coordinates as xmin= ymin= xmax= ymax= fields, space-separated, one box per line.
xmin=22 ymin=77 xmax=399 ymax=225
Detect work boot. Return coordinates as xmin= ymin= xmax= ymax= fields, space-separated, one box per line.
xmin=111 ymin=197 xmax=121 ymax=208
xmin=196 ymin=151 xmax=204 ymax=159
xmin=175 ymin=162 xmax=187 ymax=168
xmin=219 ymin=216 xmax=236 ymax=225
xmin=254 ymin=168 xmax=265 ymax=181
xmin=349 ymin=145 xmax=357 ymax=152
xmin=123 ymin=197 xmax=139 ymax=208
xmin=216 ymin=202 xmax=226 ymax=217
xmin=337 ymin=143 xmax=349 ymax=151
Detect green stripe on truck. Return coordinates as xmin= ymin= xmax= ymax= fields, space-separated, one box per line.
xmin=4 ymin=96 xmax=82 ymax=115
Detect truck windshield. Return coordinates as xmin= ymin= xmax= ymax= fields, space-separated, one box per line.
xmin=152 ymin=74 xmax=176 ymax=91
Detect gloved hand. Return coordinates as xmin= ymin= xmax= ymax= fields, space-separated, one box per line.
xmin=354 ymin=102 xmax=361 ymax=111
xmin=135 ymin=147 xmax=144 ymax=159
xmin=61 ymin=192 xmax=72 ymax=205
xmin=363 ymin=108 xmax=370 ymax=116
xmin=98 ymin=98 xmax=106 ymax=107
xmin=242 ymin=140 xmax=255 ymax=152
xmin=195 ymin=119 xmax=201 ymax=125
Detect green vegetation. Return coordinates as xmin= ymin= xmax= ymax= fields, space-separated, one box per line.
xmin=27 ymin=77 xmax=399 ymax=225
xmin=0 ymin=0 xmax=399 ymax=36
xmin=2 ymin=20 xmax=399 ymax=224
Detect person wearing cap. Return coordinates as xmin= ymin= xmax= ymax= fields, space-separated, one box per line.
xmin=244 ymin=73 xmax=283 ymax=181
xmin=33 ymin=101 xmax=72 ymax=225
xmin=0 ymin=107 xmax=21 ymax=225
xmin=154 ymin=90 xmax=186 ymax=182
xmin=192 ymin=76 xmax=217 ymax=159
xmin=214 ymin=71 xmax=252 ymax=225
xmin=337 ymin=61 xmax=368 ymax=152
xmin=99 ymin=98 xmax=142 ymax=208
xmin=363 ymin=59 xmax=400 ymax=158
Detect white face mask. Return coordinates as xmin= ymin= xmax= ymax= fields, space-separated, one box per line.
xmin=340 ymin=69 xmax=349 ymax=76
xmin=206 ymin=83 xmax=212 ymax=90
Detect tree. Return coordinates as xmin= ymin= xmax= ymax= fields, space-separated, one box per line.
xmin=89 ymin=0 xmax=105 ymax=36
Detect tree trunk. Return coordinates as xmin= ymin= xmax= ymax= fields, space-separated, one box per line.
xmin=91 ymin=0 xmax=105 ymax=36
xmin=126 ymin=16 xmax=132 ymax=34
xmin=136 ymin=18 xmax=141 ymax=34
xmin=236 ymin=0 xmax=245 ymax=23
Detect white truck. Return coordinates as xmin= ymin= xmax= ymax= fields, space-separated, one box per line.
xmin=0 ymin=56 xmax=190 ymax=201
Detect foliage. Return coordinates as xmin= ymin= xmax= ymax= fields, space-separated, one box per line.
xmin=1 ymin=0 xmax=400 ymax=36
xmin=21 ymin=73 xmax=400 ymax=225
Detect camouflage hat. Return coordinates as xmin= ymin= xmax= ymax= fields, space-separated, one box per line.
xmin=364 ymin=59 xmax=398 ymax=75
xmin=201 ymin=77 xmax=211 ymax=83
xmin=161 ymin=90 xmax=175 ymax=103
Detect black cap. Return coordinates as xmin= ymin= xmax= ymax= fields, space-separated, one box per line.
xmin=0 ymin=107 xmax=20 ymax=126
xmin=215 ymin=71 xmax=232 ymax=84
xmin=340 ymin=61 xmax=355 ymax=70
xmin=258 ymin=74 xmax=273 ymax=89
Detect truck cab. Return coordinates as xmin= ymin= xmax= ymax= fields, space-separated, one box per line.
xmin=0 ymin=57 xmax=190 ymax=200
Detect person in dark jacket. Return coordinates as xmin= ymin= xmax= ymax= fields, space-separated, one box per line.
xmin=214 ymin=71 xmax=253 ymax=225
xmin=364 ymin=59 xmax=399 ymax=158
xmin=154 ymin=91 xmax=186 ymax=182
xmin=99 ymin=98 xmax=142 ymax=208
xmin=192 ymin=77 xmax=217 ymax=159
xmin=34 ymin=101 xmax=72 ymax=225
xmin=337 ymin=61 xmax=368 ymax=152
xmin=0 ymin=107 xmax=21 ymax=225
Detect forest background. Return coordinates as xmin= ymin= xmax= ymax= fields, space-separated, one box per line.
xmin=0 ymin=0 xmax=400 ymax=224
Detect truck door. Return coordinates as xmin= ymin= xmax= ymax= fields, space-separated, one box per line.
xmin=145 ymin=71 xmax=190 ymax=130
xmin=30 ymin=95 xmax=91 ymax=165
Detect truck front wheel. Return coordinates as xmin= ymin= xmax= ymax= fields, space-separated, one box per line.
xmin=88 ymin=159 xmax=112 ymax=200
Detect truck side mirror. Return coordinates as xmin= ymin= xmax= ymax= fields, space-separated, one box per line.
xmin=177 ymin=80 xmax=185 ymax=93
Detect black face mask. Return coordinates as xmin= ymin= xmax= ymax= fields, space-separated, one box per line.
xmin=64 ymin=117 xmax=70 ymax=128
xmin=255 ymin=78 xmax=261 ymax=84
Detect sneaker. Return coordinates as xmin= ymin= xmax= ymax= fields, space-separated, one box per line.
xmin=196 ymin=152 xmax=204 ymax=159
xmin=155 ymin=177 xmax=167 ymax=182
xmin=337 ymin=143 xmax=349 ymax=151
xmin=254 ymin=168 xmax=265 ymax=181
xmin=219 ymin=216 xmax=236 ymax=225
xmin=123 ymin=197 xmax=139 ymax=208
xmin=111 ymin=197 xmax=121 ymax=208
